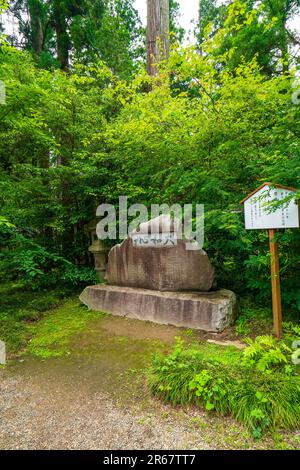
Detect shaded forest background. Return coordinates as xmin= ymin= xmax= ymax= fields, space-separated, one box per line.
xmin=0 ymin=0 xmax=300 ymax=315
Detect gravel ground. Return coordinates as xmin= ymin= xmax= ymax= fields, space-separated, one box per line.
xmin=0 ymin=365 xmax=211 ymax=450
xmin=1 ymin=312 xmax=299 ymax=450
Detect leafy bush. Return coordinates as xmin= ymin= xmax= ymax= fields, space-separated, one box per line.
xmin=0 ymin=231 xmax=98 ymax=290
xmin=148 ymin=339 xmax=300 ymax=438
xmin=283 ymin=322 xmax=300 ymax=342
xmin=242 ymin=335 xmax=297 ymax=375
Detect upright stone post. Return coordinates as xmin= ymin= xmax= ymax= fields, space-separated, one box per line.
xmin=0 ymin=340 xmax=6 ymax=365
xmin=87 ymin=222 xmax=110 ymax=281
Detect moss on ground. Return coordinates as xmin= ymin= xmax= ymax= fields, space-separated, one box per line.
xmin=0 ymin=283 xmax=105 ymax=358
xmin=27 ymin=299 xmax=103 ymax=358
xmin=0 ymin=282 xmax=67 ymax=354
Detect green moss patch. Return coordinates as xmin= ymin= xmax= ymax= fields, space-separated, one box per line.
xmin=0 ymin=282 xmax=66 ymax=354
xmin=28 ymin=299 xmax=102 ymax=358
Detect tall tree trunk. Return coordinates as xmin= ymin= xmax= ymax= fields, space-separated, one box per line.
xmin=147 ymin=0 xmax=170 ymax=76
xmin=55 ymin=18 xmax=69 ymax=71
xmin=52 ymin=1 xmax=69 ymax=71
xmin=28 ymin=0 xmax=44 ymax=56
xmin=279 ymin=14 xmax=289 ymax=73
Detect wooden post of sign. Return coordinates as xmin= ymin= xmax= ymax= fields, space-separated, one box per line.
xmin=241 ymin=183 xmax=299 ymax=339
xmin=268 ymin=229 xmax=282 ymax=338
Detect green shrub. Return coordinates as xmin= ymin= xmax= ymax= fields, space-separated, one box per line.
xmin=148 ymin=339 xmax=300 ymax=438
xmin=283 ymin=322 xmax=300 ymax=341
xmin=0 ymin=231 xmax=98 ymax=290
xmin=231 ymin=372 xmax=300 ymax=439
xmin=242 ymin=335 xmax=298 ymax=375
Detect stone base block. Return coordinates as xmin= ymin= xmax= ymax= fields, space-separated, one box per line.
xmin=79 ymin=285 xmax=237 ymax=333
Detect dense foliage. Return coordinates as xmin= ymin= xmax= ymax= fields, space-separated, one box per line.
xmin=0 ymin=0 xmax=299 ymax=316
xmin=197 ymin=0 xmax=300 ymax=74
xmin=148 ymin=337 xmax=300 ymax=438
xmin=7 ymin=0 xmax=143 ymax=77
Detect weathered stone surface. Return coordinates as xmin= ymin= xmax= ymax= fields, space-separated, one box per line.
xmin=80 ymin=214 xmax=235 ymax=332
xmin=79 ymin=285 xmax=237 ymax=332
xmin=105 ymin=238 xmax=215 ymax=292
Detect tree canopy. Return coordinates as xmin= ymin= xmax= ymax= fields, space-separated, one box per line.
xmin=0 ymin=0 xmax=300 ymax=313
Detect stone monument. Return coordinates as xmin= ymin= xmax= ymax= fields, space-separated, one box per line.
xmin=80 ymin=215 xmax=237 ymax=332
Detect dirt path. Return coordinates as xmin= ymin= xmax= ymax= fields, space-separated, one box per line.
xmin=0 ymin=314 xmax=211 ymax=450
xmin=0 ymin=313 xmax=297 ymax=450
xmin=0 ymin=367 xmax=212 ymax=450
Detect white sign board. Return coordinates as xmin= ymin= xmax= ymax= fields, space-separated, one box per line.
xmin=131 ymin=232 xmax=177 ymax=247
xmin=243 ymin=184 xmax=299 ymax=230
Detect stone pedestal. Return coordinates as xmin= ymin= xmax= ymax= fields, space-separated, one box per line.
xmin=79 ymin=285 xmax=237 ymax=332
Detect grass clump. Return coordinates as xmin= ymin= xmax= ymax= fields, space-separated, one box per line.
xmin=148 ymin=337 xmax=300 ymax=439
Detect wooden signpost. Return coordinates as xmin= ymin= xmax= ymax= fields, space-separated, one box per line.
xmin=241 ymin=183 xmax=299 ymax=338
